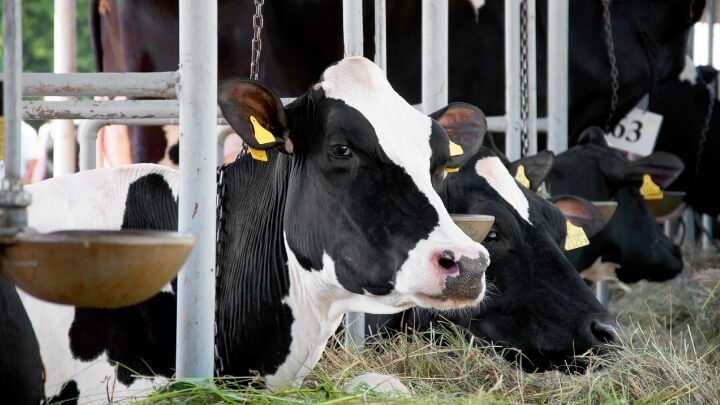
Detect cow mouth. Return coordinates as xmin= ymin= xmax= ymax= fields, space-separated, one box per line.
xmin=413 ymin=292 xmax=483 ymax=311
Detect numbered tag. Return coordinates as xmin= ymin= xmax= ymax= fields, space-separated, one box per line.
xmin=605 ymin=108 xmax=663 ymax=156
xmin=565 ymin=220 xmax=590 ymax=251
xmin=449 ymin=140 xmax=464 ymax=157
xmin=514 ymin=165 xmax=531 ymax=189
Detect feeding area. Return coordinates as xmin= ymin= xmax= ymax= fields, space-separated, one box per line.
xmin=1 ymin=0 xmax=719 ymax=404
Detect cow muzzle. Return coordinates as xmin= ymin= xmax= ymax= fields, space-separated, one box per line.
xmin=416 ymin=249 xmax=487 ymax=309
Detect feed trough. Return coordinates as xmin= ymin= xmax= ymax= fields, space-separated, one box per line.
xmin=591 ymin=201 xmax=618 ymax=224
xmin=451 ymin=214 xmax=495 ymax=242
xmin=647 ymin=191 xmax=687 ymax=218
xmin=0 ymin=229 xmax=195 ymax=308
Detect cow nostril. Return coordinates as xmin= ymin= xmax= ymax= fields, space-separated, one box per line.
xmin=591 ymin=320 xmax=618 ymax=344
xmin=439 ymin=257 xmax=456 ymax=269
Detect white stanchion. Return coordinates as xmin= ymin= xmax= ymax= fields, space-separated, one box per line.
xmin=51 ymin=0 xmax=77 ymax=177
xmin=547 ymin=0 xmax=569 ymax=153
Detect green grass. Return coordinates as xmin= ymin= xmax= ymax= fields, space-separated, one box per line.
xmin=133 ymin=246 xmax=720 ymax=405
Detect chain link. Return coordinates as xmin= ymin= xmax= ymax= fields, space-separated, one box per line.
xmin=519 ymin=0 xmax=530 ymax=157
xmin=690 ymin=76 xmax=716 ymax=207
xmin=250 ymin=0 xmax=265 ymax=81
xmin=214 ymin=162 xmax=228 ymax=376
xmin=602 ymin=0 xmax=620 ymax=134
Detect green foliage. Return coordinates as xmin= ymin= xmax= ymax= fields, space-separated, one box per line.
xmin=0 ymin=0 xmax=94 ymax=73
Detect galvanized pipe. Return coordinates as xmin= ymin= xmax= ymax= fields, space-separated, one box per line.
xmin=526 ymin=0 xmax=538 ymax=155
xmin=343 ymin=0 xmax=364 ymax=56
xmin=487 ymin=116 xmax=548 ymax=133
xmin=176 ymin=0 xmax=217 ymax=378
xmin=51 ymin=0 xmax=77 ymax=176
xmin=421 ymin=0 xmax=448 ymax=114
xmin=504 ymin=0 xmax=522 ymax=161
xmin=374 ymin=0 xmax=387 ymax=73
xmin=702 ymin=214 xmax=714 ymax=249
xmin=547 ymin=0 xmax=568 ymax=153
xmin=23 ymin=100 xmax=185 ymax=120
xmin=12 ymin=72 xmax=179 ymax=98
xmin=2 ymin=0 xmax=23 ymax=188
xmin=684 ymin=208 xmax=696 ymax=246
xmin=710 ymin=0 xmax=716 ymax=66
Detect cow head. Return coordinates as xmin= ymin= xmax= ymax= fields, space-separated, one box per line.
xmin=218 ymin=57 xmax=490 ymax=312
xmin=546 ymin=127 xmax=685 ymax=282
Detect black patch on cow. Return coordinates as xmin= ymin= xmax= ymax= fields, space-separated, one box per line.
xmin=69 ymin=173 xmax=179 ymax=385
xmin=46 ymin=380 xmax=79 ymax=405
xmin=0 ymin=275 xmax=45 ymax=405
xmin=282 ymin=97 xmax=439 ymax=296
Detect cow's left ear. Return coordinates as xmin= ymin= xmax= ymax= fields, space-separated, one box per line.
xmin=508 ymin=150 xmax=555 ymax=190
xmin=621 ymin=151 xmax=684 ymax=188
xmin=551 ymin=195 xmax=606 ymax=239
xmin=430 ymin=102 xmax=487 ymax=170
xmin=218 ymin=78 xmax=292 ymax=158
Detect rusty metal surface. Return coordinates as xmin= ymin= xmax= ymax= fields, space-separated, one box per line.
xmin=450 ymin=214 xmax=495 ymax=242
xmin=0 ymin=229 xmax=195 ymax=308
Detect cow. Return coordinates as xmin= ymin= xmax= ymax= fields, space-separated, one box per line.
xmin=367 ymin=103 xmax=617 ymax=372
xmin=544 ymin=127 xmax=686 ymax=282
xmin=20 ymin=57 xmax=491 ymax=402
xmin=88 ymin=0 xmax=703 ymax=164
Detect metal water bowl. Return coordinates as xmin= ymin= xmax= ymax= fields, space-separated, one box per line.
xmin=591 ymin=201 xmax=618 ymax=224
xmin=1 ymin=229 xmax=195 ymax=308
xmin=647 ymin=191 xmax=687 ymax=218
xmin=451 ymin=214 xmax=495 ymax=242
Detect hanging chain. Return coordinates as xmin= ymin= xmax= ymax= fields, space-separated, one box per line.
xmin=519 ymin=0 xmax=530 ymax=157
xmin=689 ymin=76 xmax=716 ymax=207
xmin=250 ymin=0 xmax=265 ymax=81
xmin=213 ymin=162 xmax=228 ymax=377
xmin=602 ymin=0 xmax=620 ymax=133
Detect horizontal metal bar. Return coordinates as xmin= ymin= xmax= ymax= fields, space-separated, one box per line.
xmin=487 ymin=116 xmax=547 ymax=133
xmin=22 ymin=100 xmax=224 ymax=120
xmin=0 ymin=72 xmax=179 ymax=98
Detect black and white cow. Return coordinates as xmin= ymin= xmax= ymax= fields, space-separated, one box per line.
xmin=367 ymin=104 xmax=617 ymax=372
xmin=545 ymin=127 xmax=686 ymax=282
xmin=20 ymin=57 xmax=491 ymax=401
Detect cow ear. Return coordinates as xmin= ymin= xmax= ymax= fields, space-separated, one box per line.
xmin=576 ymin=126 xmax=608 ymax=146
xmin=621 ymin=151 xmax=684 ymax=188
xmin=218 ymin=78 xmax=292 ymax=157
xmin=508 ymin=150 xmax=555 ymax=190
xmin=431 ymin=102 xmax=487 ymax=170
xmin=551 ymin=194 xmax=606 ymax=239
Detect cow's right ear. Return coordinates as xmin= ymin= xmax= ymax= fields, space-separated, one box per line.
xmin=431 ymin=102 xmax=487 ymax=171
xmin=218 ymin=78 xmax=292 ymax=159
xmin=551 ymin=195 xmax=606 ymax=239
xmin=621 ymin=151 xmax=685 ymax=189
xmin=509 ymin=150 xmax=555 ymax=190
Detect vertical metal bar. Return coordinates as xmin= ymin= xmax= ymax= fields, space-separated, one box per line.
xmin=343 ymin=0 xmax=364 ymax=56
xmin=709 ymin=0 xmax=716 ymax=67
xmin=547 ymin=0 xmax=568 ymax=153
xmin=421 ymin=0 xmax=448 ymax=113
xmin=77 ymin=120 xmax=104 ymax=171
xmin=684 ymin=208 xmax=696 ymax=247
xmin=526 ymin=0 xmax=537 ymax=155
xmin=2 ymin=0 xmax=23 ymax=186
xmin=176 ymin=0 xmax=217 ymax=378
xmin=595 ymin=281 xmax=609 ymax=307
xmin=342 ymin=0 xmax=366 ymax=350
xmin=51 ymin=0 xmax=77 ymax=176
xmin=374 ymin=0 xmax=387 ymax=73
xmin=702 ymin=214 xmax=714 ymax=249
xmin=505 ymin=0 xmax=522 ymax=161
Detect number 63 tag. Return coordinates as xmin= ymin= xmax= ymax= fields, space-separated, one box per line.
xmin=605 ymin=108 xmax=663 ymax=156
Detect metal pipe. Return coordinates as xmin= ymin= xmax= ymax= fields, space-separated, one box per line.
xmin=504 ymin=0 xmax=522 ymax=161
xmin=343 ymin=0 xmax=364 ymax=56
xmin=487 ymin=116 xmax=548 ymax=135
xmin=51 ymin=0 xmax=77 ymax=176
xmin=526 ymin=0 xmax=538 ymax=155
xmin=2 ymin=0 xmax=23 ymax=187
xmin=11 ymin=72 xmax=179 ymax=98
xmin=176 ymin=0 xmax=217 ymax=378
xmin=374 ymin=0 xmax=387 ymax=73
xmin=595 ymin=281 xmax=609 ymax=307
xmin=421 ymin=0 xmax=448 ymax=114
xmin=23 ymin=100 xmax=189 ymax=120
xmin=547 ymin=0 xmax=568 ymax=153
xmin=702 ymin=214 xmax=714 ymax=249
xmin=710 ymin=0 xmax=716 ymax=67
xmin=684 ymin=208 xmax=696 ymax=247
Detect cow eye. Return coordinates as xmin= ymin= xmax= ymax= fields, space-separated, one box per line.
xmin=330 ymin=144 xmax=353 ymax=158
xmin=485 ymin=230 xmax=499 ymax=242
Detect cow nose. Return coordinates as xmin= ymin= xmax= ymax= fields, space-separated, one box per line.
xmin=589 ymin=317 xmax=620 ymax=346
xmin=436 ymin=250 xmax=460 ymax=276
xmin=436 ymin=250 xmax=488 ymax=301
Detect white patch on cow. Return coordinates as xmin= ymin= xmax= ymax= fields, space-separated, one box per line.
xmin=467 ymin=0 xmax=486 ymax=21
xmin=21 ymin=164 xmax=179 ymax=401
xmin=320 ymin=56 xmax=489 ymax=306
xmin=678 ymin=55 xmax=697 ymax=85
xmin=475 ymin=156 xmax=531 ymax=223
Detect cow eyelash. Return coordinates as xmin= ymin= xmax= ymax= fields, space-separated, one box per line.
xmin=330 ymin=144 xmax=353 ymax=158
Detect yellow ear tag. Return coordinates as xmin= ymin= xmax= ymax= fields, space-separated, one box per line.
xmin=248 ymin=115 xmax=276 ymax=162
xmin=0 ymin=116 xmax=4 ymax=160
xmin=248 ymin=147 xmax=268 ymax=162
xmin=565 ymin=220 xmax=590 ymax=251
xmin=514 ymin=165 xmax=531 ymax=189
xmin=449 ymin=140 xmax=464 ymax=157
xmin=444 ymin=167 xmax=460 ymax=173
xmin=639 ymin=174 xmax=663 ymax=200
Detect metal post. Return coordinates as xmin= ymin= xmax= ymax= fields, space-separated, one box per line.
xmin=374 ymin=0 xmax=387 ymax=73
xmin=595 ymin=281 xmax=609 ymax=307
xmin=421 ymin=0 xmax=448 ymax=114
xmin=526 ymin=0 xmax=538 ymax=155
xmin=547 ymin=0 xmax=568 ymax=153
xmin=684 ymin=208 xmax=696 ymax=247
xmin=51 ymin=0 xmax=77 ymax=176
xmin=710 ymin=0 xmax=716 ymax=67
xmin=343 ymin=0 xmax=364 ymax=57
xmin=505 ymin=0 xmax=522 ymax=161
xmin=342 ymin=0 xmax=366 ymax=350
xmin=176 ymin=0 xmax=217 ymax=378
xmin=702 ymin=214 xmax=714 ymax=249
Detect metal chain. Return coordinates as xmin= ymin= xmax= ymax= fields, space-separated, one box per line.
xmin=602 ymin=0 xmax=620 ymax=134
xmin=519 ymin=0 xmax=530 ymax=157
xmin=214 ymin=162 xmax=228 ymax=376
xmin=250 ymin=0 xmax=265 ymax=81
xmin=690 ymin=76 xmax=716 ymax=207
